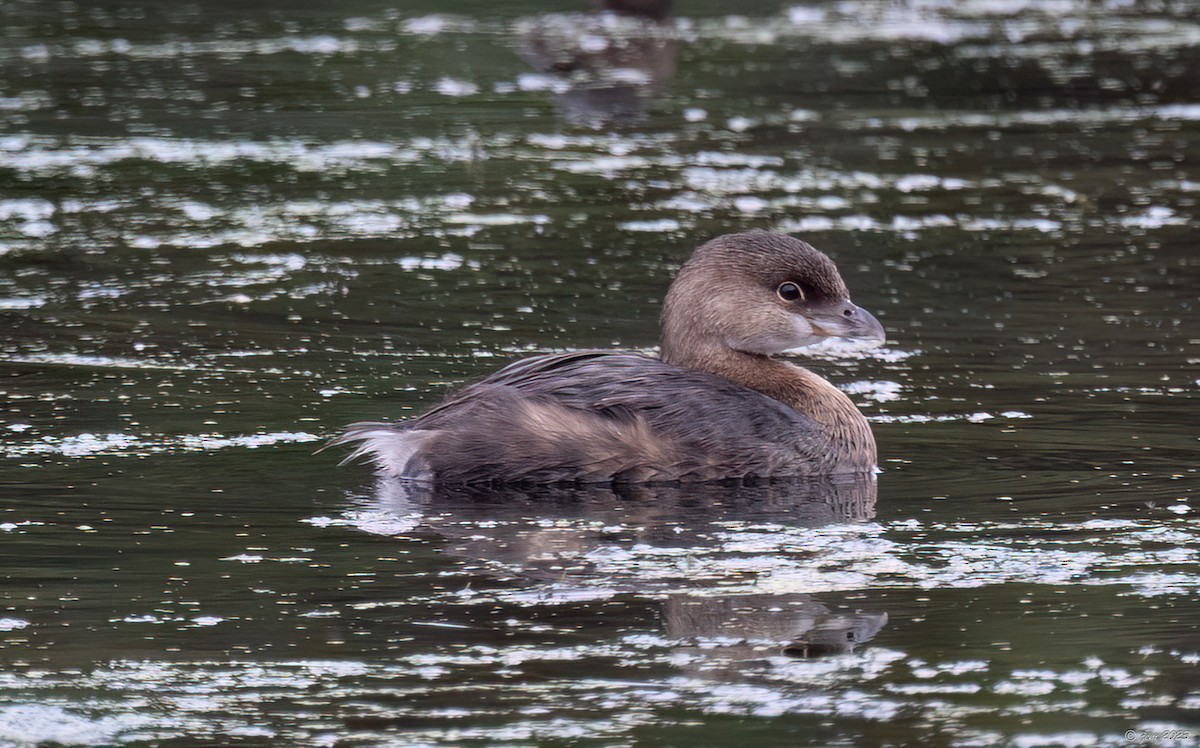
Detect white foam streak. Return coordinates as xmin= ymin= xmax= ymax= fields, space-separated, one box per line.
xmin=4 ymin=431 xmax=320 ymax=458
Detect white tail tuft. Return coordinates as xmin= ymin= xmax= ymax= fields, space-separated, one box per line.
xmin=327 ymin=423 xmax=433 ymax=480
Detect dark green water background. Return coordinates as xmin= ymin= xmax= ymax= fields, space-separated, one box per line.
xmin=1 ymin=0 xmax=1198 ymax=745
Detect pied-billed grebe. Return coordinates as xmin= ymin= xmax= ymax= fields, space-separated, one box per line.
xmin=333 ymin=231 xmax=886 ymax=484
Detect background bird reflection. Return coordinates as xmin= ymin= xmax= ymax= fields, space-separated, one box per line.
xmin=515 ymin=0 xmax=677 ymax=128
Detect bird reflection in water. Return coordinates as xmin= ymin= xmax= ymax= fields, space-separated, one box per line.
xmin=350 ymin=476 xmax=888 ymax=659
xmin=514 ymin=0 xmax=677 ymax=127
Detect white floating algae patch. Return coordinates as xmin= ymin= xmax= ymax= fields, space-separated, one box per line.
xmin=2 ymin=431 xmax=320 ymax=459
xmin=396 ymin=252 xmax=468 ymax=271
xmin=303 ymin=509 xmax=423 ymax=536
xmin=842 ymin=380 xmax=903 ymax=402
xmin=0 ymin=135 xmax=489 ymax=177
xmin=2 ymin=352 xmax=204 ymax=372
xmin=868 ymin=411 xmax=1032 ymax=424
xmin=792 ymin=340 xmax=917 ymax=362
xmin=443 ymin=212 xmax=550 ymax=226
xmin=0 ymin=296 xmax=46 ymax=309
xmin=619 ymin=218 xmax=682 ymax=232
xmin=54 ymin=433 xmax=139 ymax=457
xmin=0 ymin=640 xmax=1187 ymax=746
xmin=0 ymin=705 xmax=158 ymax=748
xmin=432 ymin=77 xmax=479 ymax=97
xmin=328 ymin=509 xmax=1200 ymax=603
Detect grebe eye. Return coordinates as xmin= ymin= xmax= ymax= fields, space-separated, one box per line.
xmin=777 ymin=282 xmax=804 ymax=302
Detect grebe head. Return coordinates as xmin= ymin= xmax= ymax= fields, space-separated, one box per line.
xmin=660 ymin=231 xmax=885 ymax=366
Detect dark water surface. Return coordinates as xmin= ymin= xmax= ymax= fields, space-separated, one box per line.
xmin=2 ymin=0 xmax=1198 ymax=745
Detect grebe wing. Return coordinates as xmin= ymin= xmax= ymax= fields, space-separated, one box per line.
xmin=408 ymin=351 xmax=827 ymax=482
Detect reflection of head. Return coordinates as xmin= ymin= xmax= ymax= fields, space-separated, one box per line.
xmin=666 ymin=595 xmax=888 ymax=658
xmin=782 ymin=610 xmax=889 ymax=657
